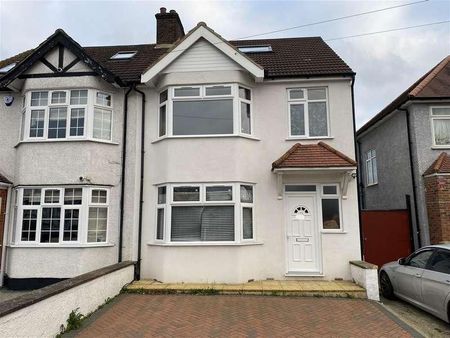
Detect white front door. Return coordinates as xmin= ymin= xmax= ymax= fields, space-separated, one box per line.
xmin=285 ymin=194 xmax=321 ymax=274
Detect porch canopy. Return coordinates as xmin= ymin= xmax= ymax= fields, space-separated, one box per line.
xmin=272 ymin=142 xmax=356 ymax=199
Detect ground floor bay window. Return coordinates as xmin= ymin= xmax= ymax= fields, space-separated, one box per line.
xmin=155 ymin=182 xmax=254 ymax=244
xmin=14 ymin=186 xmax=109 ymax=245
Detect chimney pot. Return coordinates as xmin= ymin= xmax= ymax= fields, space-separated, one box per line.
xmin=169 ymin=9 xmax=176 ymax=13
xmin=160 ymin=7 xmax=166 ymax=14
xmin=155 ymin=8 xmax=185 ymax=45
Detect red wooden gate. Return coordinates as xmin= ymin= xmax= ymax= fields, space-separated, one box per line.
xmin=361 ymin=210 xmax=413 ymax=268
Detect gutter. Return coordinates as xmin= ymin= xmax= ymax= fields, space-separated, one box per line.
xmin=118 ymin=86 xmax=133 ymax=262
xmin=351 ymin=75 xmax=364 ymax=260
xmin=133 ymin=86 xmax=146 ymax=280
xmin=0 ymin=186 xmax=13 ymax=287
xmin=401 ymin=107 xmax=422 ymax=248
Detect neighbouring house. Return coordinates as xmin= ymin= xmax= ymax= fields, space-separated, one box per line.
xmin=356 ymin=55 xmax=450 ymax=248
xmin=0 ymin=8 xmax=360 ymax=289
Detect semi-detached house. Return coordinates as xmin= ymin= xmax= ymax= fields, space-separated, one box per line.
xmin=0 ymin=9 xmax=361 ymax=289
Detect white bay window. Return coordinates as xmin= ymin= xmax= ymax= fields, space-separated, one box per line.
xmin=155 ymin=183 xmax=255 ymax=244
xmin=158 ymin=84 xmax=252 ymax=138
xmin=431 ymin=107 xmax=450 ymax=146
xmin=15 ymin=187 xmax=109 ymax=245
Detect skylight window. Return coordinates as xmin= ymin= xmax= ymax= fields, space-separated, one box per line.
xmin=238 ymin=46 xmax=272 ymax=53
xmin=110 ymin=51 xmax=137 ymax=60
xmin=0 ymin=63 xmax=16 ymax=73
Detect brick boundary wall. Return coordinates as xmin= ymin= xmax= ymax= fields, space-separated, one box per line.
xmin=424 ymin=175 xmax=450 ymax=244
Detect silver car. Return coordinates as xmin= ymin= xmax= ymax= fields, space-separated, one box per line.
xmin=380 ymin=244 xmax=450 ymax=323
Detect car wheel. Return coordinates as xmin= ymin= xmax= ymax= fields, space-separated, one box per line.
xmin=380 ymin=271 xmax=395 ymax=299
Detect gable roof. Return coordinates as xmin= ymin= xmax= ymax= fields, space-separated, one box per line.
xmin=357 ymin=55 xmax=450 ymax=136
xmin=424 ymin=152 xmax=450 ymax=176
xmin=1 ymin=27 xmax=354 ymax=87
xmin=272 ymin=142 xmax=357 ymax=170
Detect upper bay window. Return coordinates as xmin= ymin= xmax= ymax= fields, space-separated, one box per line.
xmin=431 ymin=107 xmax=450 ymax=146
xmin=21 ymin=89 xmax=113 ymax=142
xmin=158 ymin=84 xmax=252 ymax=138
xmin=288 ymin=87 xmax=329 ymax=138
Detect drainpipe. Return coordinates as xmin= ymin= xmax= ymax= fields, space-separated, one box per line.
xmin=356 ymin=140 xmax=366 ymax=210
xmin=350 ymin=75 xmax=364 ymax=259
xmin=0 ymin=186 xmax=12 ymax=287
xmin=133 ymin=86 xmax=146 ymax=280
xmin=401 ymin=107 xmax=422 ymax=248
xmin=118 ymin=86 xmax=133 ymax=263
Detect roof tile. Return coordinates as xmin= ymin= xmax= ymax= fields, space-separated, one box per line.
xmin=424 ymin=152 xmax=450 ymax=176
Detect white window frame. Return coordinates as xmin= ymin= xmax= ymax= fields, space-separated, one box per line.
xmin=430 ymin=106 xmax=450 ymax=147
xmin=15 ymin=186 xmax=110 ymax=246
xmin=320 ymin=184 xmax=343 ymax=233
xmin=158 ymin=90 xmax=168 ymax=137
xmin=287 ymin=87 xmax=330 ymax=139
xmin=21 ymin=89 xmax=112 ymax=143
xmin=158 ymin=83 xmax=253 ymax=139
xmin=155 ymin=182 xmax=256 ymax=245
xmin=365 ymin=149 xmax=378 ymax=186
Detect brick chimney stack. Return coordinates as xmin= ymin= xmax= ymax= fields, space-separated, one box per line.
xmin=155 ymin=8 xmax=185 ymax=45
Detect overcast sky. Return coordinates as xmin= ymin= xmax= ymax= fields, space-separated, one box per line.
xmin=1 ymin=0 xmax=449 ymax=128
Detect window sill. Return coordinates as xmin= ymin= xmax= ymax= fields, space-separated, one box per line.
xmin=147 ymin=241 xmax=263 ymax=247
xmin=151 ymin=134 xmax=261 ymax=144
xmin=321 ymin=230 xmax=347 ymax=234
xmin=15 ymin=139 xmax=119 ymax=148
xmin=366 ymin=183 xmax=378 ymax=187
xmin=8 ymin=243 xmax=115 ymax=248
xmin=285 ymin=136 xmax=333 ymax=141
xmin=432 ymin=146 xmax=450 ymax=150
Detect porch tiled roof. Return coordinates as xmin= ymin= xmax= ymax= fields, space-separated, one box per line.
xmin=424 ymin=152 xmax=450 ymax=176
xmin=272 ymin=142 xmax=356 ymax=170
xmin=0 ymin=172 xmax=12 ymax=184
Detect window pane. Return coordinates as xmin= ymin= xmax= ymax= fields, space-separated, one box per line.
xmin=243 ymin=207 xmax=253 ymax=239
xmin=372 ymin=157 xmax=378 ymax=184
xmin=240 ymin=185 xmax=253 ymax=203
xmin=20 ymin=111 xmax=26 ymax=140
xmin=159 ymin=105 xmax=166 ymax=137
xmin=171 ymin=206 xmax=234 ymax=242
xmin=156 ymin=208 xmax=164 ymax=240
xmin=367 ymin=159 xmax=374 ymax=185
xmin=158 ymin=186 xmax=166 ymax=204
xmin=434 ymin=119 xmax=450 ymax=145
xmin=70 ymin=108 xmax=85 ymax=136
xmin=173 ymin=186 xmax=200 ymax=202
xmin=285 ymin=185 xmax=316 ymax=192
xmin=174 ymin=87 xmax=200 ymax=97
xmin=44 ymin=189 xmax=60 ymax=204
xmin=51 ymin=91 xmax=66 ymax=104
xmin=289 ymin=89 xmax=304 ymax=100
xmin=160 ymin=90 xmax=168 ymax=103
xmin=323 ymin=186 xmax=337 ymax=195
xmin=93 ymin=108 xmax=112 ymax=140
xmin=88 ymin=207 xmax=108 ymax=242
xmin=31 ymin=91 xmax=48 ymax=106
xmin=206 ymin=186 xmax=232 ymax=201
xmin=240 ymin=102 xmax=251 ymax=134
xmin=173 ymin=100 xmax=233 ymax=135
xmin=64 ymin=188 xmax=82 ymax=205
xmin=429 ymin=250 xmax=450 ymax=274
xmin=96 ymin=92 xmax=111 ymax=107
xmin=48 ymin=107 xmax=67 ymax=139
xmin=64 ymin=209 xmax=79 ymax=241
xmin=432 ymin=107 xmax=450 ymax=116
xmin=322 ymin=199 xmax=340 ymax=229
xmin=239 ymin=87 xmax=251 ymax=100
xmin=23 ymin=189 xmax=41 ymax=205
xmin=40 ymin=207 xmax=61 ymax=243
xmin=91 ymin=190 xmax=107 ymax=204
xmin=290 ymin=104 xmax=305 ymax=136
xmin=30 ymin=110 xmax=45 ymax=137
xmin=408 ymin=251 xmax=433 ymax=268
xmin=308 ymin=88 xmax=326 ymax=100
xmin=70 ymin=90 xmax=88 ymax=105
xmin=205 ymin=86 xmax=231 ymax=96
xmin=21 ymin=209 xmax=37 ymax=241
xmin=308 ymin=102 xmax=328 ymax=137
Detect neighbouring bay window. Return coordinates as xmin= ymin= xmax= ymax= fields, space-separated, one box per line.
xmin=21 ymin=89 xmax=113 ymax=142
xmin=155 ymin=183 xmax=255 ymax=243
xmin=288 ymin=87 xmax=329 ymax=138
xmin=431 ymin=107 xmax=450 ymax=146
xmin=365 ymin=149 xmax=378 ymax=186
xmin=15 ymin=187 xmax=109 ymax=245
xmin=158 ymin=84 xmax=252 ymax=138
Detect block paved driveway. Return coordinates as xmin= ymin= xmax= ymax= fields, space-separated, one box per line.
xmin=70 ymin=294 xmax=419 ymax=338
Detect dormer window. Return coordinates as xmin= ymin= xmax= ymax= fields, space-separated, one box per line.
xmin=110 ymin=51 xmax=137 ymax=60
xmin=158 ymin=84 xmax=252 ymax=138
xmin=238 ymin=45 xmax=272 ymax=53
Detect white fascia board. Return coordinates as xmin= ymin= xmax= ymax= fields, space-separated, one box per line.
xmin=141 ymin=25 xmax=264 ymax=85
xmin=273 ymin=167 xmax=356 ymax=173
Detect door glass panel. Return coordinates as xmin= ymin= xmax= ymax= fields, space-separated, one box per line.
xmin=285 ymin=185 xmax=316 ymax=192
